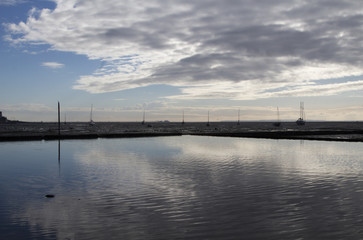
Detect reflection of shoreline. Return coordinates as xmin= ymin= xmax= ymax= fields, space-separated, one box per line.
xmin=1 ymin=121 xmax=363 ymax=142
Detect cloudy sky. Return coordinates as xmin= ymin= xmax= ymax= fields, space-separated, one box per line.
xmin=1 ymin=0 xmax=363 ymax=122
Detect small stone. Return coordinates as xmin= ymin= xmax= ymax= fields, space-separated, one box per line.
xmin=45 ymin=194 xmax=55 ymax=198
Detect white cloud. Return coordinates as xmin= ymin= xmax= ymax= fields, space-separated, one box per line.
xmin=41 ymin=61 xmax=64 ymax=69
xmin=6 ymin=0 xmax=363 ymax=100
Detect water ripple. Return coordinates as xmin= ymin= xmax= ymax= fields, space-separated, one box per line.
xmin=1 ymin=136 xmax=363 ymax=239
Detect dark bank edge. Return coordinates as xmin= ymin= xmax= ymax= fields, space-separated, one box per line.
xmin=0 ymin=132 xmax=182 ymax=142
xmin=1 ymin=130 xmax=363 ymax=142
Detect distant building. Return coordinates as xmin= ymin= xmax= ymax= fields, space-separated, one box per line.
xmin=0 ymin=111 xmax=8 ymax=123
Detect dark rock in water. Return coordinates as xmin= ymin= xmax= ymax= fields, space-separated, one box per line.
xmin=45 ymin=194 xmax=55 ymax=198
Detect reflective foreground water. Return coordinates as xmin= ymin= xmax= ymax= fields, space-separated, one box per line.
xmin=1 ymin=136 xmax=363 ymax=239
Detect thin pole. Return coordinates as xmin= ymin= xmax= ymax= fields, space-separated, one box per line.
xmin=58 ymin=101 xmax=60 ymax=137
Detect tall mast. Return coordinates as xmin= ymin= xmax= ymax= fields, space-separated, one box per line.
xmin=90 ymin=104 xmax=93 ymax=122
xmin=300 ymin=102 xmax=304 ymax=120
xmin=142 ymin=109 xmax=145 ymax=124
xmin=273 ymin=106 xmax=281 ymax=127
xmin=296 ymin=102 xmax=305 ymax=126
xmin=237 ymin=108 xmax=240 ymax=125
xmin=277 ymin=107 xmax=280 ymax=122
xmin=89 ymin=104 xmax=95 ymax=125
xmin=206 ymin=111 xmax=210 ymax=126
xmin=182 ymin=110 xmax=185 ymax=124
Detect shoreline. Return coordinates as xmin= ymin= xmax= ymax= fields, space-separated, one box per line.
xmin=0 ymin=132 xmax=182 ymax=142
xmin=189 ymin=130 xmax=363 ymax=142
xmin=1 ymin=121 xmax=363 ymax=142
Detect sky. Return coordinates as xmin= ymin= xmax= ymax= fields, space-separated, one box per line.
xmin=1 ymin=0 xmax=363 ymax=122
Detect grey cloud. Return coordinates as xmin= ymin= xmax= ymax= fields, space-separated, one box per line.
xmin=147 ymin=52 xmax=293 ymax=86
xmin=142 ymin=1 xmax=363 ymax=84
xmin=285 ymin=0 xmax=362 ymax=20
xmin=102 ymin=27 xmax=168 ymax=49
xmin=328 ymin=14 xmax=363 ymax=29
xmin=149 ymin=54 xmax=244 ymax=83
xmin=203 ymin=25 xmax=318 ymax=56
xmin=8 ymin=0 xmax=363 ymax=98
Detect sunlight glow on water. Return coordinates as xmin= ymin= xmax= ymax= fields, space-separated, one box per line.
xmin=1 ymin=136 xmax=363 ymax=239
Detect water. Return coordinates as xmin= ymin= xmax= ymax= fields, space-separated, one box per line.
xmin=1 ymin=136 xmax=363 ymax=239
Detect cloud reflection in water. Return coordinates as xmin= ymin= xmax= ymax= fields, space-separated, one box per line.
xmin=2 ymin=136 xmax=363 ymax=239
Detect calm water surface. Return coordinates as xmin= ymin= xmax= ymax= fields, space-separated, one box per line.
xmin=1 ymin=136 xmax=363 ymax=239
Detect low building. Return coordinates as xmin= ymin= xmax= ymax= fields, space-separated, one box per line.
xmin=0 ymin=111 xmax=8 ymax=123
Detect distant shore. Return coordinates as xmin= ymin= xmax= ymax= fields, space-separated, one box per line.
xmin=1 ymin=121 xmax=363 ymax=142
